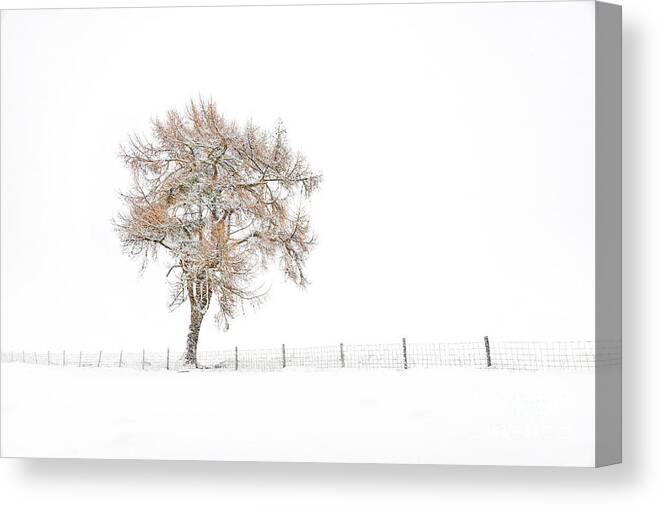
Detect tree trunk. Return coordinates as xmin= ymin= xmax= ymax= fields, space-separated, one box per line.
xmin=183 ymin=275 xmax=211 ymax=368
xmin=183 ymin=301 xmax=205 ymax=367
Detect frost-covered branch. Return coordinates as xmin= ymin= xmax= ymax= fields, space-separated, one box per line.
xmin=115 ymin=98 xmax=321 ymax=342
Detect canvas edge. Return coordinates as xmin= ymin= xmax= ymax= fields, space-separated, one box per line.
xmin=595 ymin=0 xmax=622 ymax=468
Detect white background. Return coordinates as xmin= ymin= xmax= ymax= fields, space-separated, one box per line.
xmin=1 ymin=0 xmax=598 ymax=468
xmin=1 ymin=0 xmax=659 ymax=506
xmin=2 ymin=0 xmax=595 ymax=353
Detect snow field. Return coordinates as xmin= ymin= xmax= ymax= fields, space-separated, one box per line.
xmin=0 ymin=363 xmax=595 ymax=466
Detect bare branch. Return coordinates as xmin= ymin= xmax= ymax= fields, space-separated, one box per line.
xmin=115 ymin=97 xmax=321 ymax=332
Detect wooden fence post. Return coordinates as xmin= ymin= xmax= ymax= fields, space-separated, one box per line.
xmin=118 ymin=350 xmax=123 ymax=368
xmin=22 ymin=351 xmax=25 ymax=363
xmin=340 ymin=342 xmax=345 ymax=368
xmin=402 ymin=338 xmax=408 ymax=369
xmin=97 ymin=350 xmax=102 ymax=367
xmin=62 ymin=350 xmax=66 ymax=366
xmin=282 ymin=344 xmax=286 ymax=368
xmin=234 ymin=346 xmax=238 ymax=371
xmin=78 ymin=351 xmax=82 ymax=367
xmin=33 ymin=352 xmax=37 ymax=364
xmin=484 ymin=336 xmax=492 ymax=367
xmin=166 ymin=348 xmax=170 ymax=370
xmin=47 ymin=351 xmax=50 ymax=366
xmin=142 ymin=349 xmax=145 ymax=370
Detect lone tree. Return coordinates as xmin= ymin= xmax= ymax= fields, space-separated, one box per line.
xmin=115 ymin=99 xmax=321 ymax=366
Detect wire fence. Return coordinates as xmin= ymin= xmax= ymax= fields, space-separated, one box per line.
xmin=0 ymin=338 xmax=621 ymax=372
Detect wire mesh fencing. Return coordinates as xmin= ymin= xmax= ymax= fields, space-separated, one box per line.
xmin=1 ymin=338 xmax=621 ymax=373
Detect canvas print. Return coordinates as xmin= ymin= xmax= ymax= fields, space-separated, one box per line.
xmin=0 ymin=1 xmax=621 ymax=466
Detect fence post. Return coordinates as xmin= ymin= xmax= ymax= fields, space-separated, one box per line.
xmin=484 ymin=336 xmax=492 ymax=367
xmin=22 ymin=351 xmax=25 ymax=363
xmin=166 ymin=348 xmax=170 ymax=370
xmin=142 ymin=349 xmax=145 ymax=370
xmin=402 ymin=338 xmax=408 ymax=369
xmin=47 ymin=351 xmax=50 ymax=366
xmin=340 ymin=342 xmax=345 ymax=368
xmin=79 ymin=351 xmax=82 ymax=367
xmin=118 ymin=350 xmax=123 ymax=368
xmin=282 ymin=344 xmax=286 ymax=368
xmin=97 ymin=350 xmax=102 ymax=367
xmin=234 ymin=346 xmax=238 ymax=371
xmin=34 ymin=352 xmax=37 ymax=364
xmin=63 ymin=350 xmax=66 ymax=366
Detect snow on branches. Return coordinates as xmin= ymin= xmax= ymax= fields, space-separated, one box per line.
xmin=114 ymin=98 xmax=321 ymax=362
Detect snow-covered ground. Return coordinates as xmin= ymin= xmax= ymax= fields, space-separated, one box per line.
xmin=0 ymin=363 xmax=594 ymax=466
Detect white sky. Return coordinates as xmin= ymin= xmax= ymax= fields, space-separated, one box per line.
xmin=1 ymin=2 xmax=596 ymax=353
